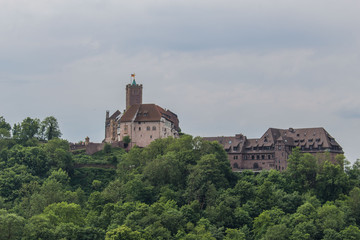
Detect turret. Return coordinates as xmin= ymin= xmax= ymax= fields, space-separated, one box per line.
xmin=126 ymin=73 xmax=143 ymax=109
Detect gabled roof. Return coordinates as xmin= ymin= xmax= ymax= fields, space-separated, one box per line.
xmin=120 ymin=104 xmax=180 ymax=130
xmin=109 ymin=110 xmax=121 ymax=120
xmin=204 ymin=127 xmax=342 ymax=153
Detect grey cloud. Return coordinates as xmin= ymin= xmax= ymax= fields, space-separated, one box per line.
xmin=1 ymin=0 xmax=360 ymax=163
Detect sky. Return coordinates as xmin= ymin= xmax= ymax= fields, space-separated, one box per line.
xmin=0 ymin=0 xmax=359 ymax=162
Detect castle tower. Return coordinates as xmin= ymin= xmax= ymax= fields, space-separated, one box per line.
xmin=126 ymin=74 xmax=143 ymax=109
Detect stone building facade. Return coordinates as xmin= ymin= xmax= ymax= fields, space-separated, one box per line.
xmin=104 ymin=76 xmax=180 ymax=147
xmin=119 ymin=104 xmax=180 ymax=148
xmin=126 ymin=80 xmax=142 ymax=109
xmin=204 ymin=127 xmax=343 ymax=172
xmin=104 ymin=110 xmax=121 ymax=143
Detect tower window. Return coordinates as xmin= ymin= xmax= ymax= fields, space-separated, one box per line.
xmin=146 ymin=126 xmax=150 ymax=131
xmin=152 ymin=126 xmax=156 ymax=131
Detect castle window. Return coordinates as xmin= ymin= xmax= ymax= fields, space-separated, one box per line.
xmin=233 ymin=155 xmax=238 ymax=160
xmin=262 ymin=155 xmax=265 ymax=159
xmin=152 ymin=126 xmax=156 ymax=131
xmin=257 ymin=155 xmax=260 ymax=160
xmin=146 ymin=126 xmax=150 ymax=131
xmin=233 ymin=163 xmax=239 ymax=169
xmin=252 ymin=155 xmax=254 ymax=160
xmin=233 ymin=146 xmax=238 ymax=151
xmin=139 ymin=127 xmax=141 ymax=131
xmin=268 ymin=155 xmax=271 ymax=159
xmin=150 ymin=135 xmax=152 ymax=139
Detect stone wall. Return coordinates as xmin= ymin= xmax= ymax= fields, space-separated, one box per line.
xmin=85 ymin=142 xmax=125 ymax=155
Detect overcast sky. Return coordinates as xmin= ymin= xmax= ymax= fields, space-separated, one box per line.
xmin=1 ymin=0 xmax=359 ymax=162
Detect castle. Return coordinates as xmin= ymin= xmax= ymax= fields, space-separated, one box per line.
xmin=104 ymin=75 xmax=180 ymax=147
xmin=103 ymin=74 xmax=343 ymax=172
xmin=204 ymin=127 xmax=343 ymax=172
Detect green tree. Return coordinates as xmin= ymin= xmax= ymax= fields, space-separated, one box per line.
xmin=39 ymin=116 xmax=62 ymax=140
xmin=224 ymin=228 xmax=246 ymax=240
xmin=0 ymin=164 xmax=38 ymax=201
xmin=253 ymin=208 xmax=285 ymax=240
xmin=316 ymin=203 xmax=345 ymax=232
xmin=340 ymin=225 xmax=360 ymax=240
xmin=22 ymin=214 xmax=55 ymax=240
xmin=346 ymin=187 xmax=360 ymax=225
xmin=105 ymin=225 xmax=142 ymax=240
xmin=143 ymin=151 xmax=185 ymax=189
xmin=316 ymin=160 xmax=349 ymax=201
xmin=13 ymin=117 xmax=40 ymax=142
xmin=263 ymin=224 xmax=290 ymax=240
xmin=0 ymin=116 xmax=11 ymax=139
xmin=104 ymin=143 xmax=112 ymax=154
xmin=123 ymin=135 xmax=131 ymax=147
xmin=5 ymin=145 xmax=50 ymax=176
xmin=185 ymin=154 xmax=230 ymax=208
xmin=0 ymin=210 xmax=25 ymax=240
xmin=286 ymin=148 xmax=317 ymax=192
xmin=43 ymin=202 xmax=85 ymax=226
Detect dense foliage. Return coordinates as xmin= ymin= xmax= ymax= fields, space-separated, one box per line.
xmin=1 ymin=116 xmax=360 ymax=239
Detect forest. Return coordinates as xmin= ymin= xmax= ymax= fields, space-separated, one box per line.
xmin=1 ymin=116 xmax=360 ymax=239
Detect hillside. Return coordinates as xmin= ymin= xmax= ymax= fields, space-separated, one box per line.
xmin=1 ymin=116 xmax=360 ymax=239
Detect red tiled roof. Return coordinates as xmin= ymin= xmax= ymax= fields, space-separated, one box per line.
xmin=120 ymin=104 xmax=180 ymax=130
